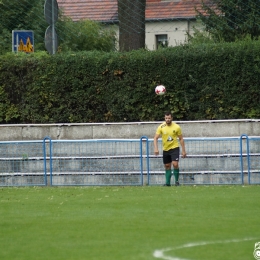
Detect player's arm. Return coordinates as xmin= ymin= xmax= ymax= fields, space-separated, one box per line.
xmin=154 ymin=133 xmax=160 ymax=155
xmin=178 ymin=134 xmax=187 ymax=158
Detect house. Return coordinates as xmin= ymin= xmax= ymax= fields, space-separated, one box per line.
xmin=56 ymin=0 xmax=209 ymax=50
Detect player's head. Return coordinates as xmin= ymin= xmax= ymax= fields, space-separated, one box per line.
xmin=164 ymin=111 xmax=173 ymax=125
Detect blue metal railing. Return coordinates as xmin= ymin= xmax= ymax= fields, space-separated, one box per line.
xmin=248 ymin=136 xmax=260 ymax=184
xmin=43 ymin=136 xmax=52 ymax=186
xmin=0 ymin=135 xmax=259 ymax=186
xmin=49 ymin=139 xmax=143 ymax=186
xmin=240 ymin=134 xmax=250 ymax=184
xmin=0 ymin=140 xmax=46 ymax=186
xmin=148 ymin=136 xmax=244 ymax=185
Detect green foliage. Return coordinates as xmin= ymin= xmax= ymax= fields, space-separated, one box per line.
xmin=0 ymin=40 xmax=260 ymax=123
xmin=0 ymin=0 xmax=116 ymax=54
xmin=0 ymin=0 xmax=47 ymax=53
xmin=195 ymin=0 xmax=260 ymax=42
xmin=56 ymin=18 xmax=117 ymax=52
xmin=0 ymin=28 xmax=12 ymax=54
xmin=186 ymin=21 xmax=222 ymax=45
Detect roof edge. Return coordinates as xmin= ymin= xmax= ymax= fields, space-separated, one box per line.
xmin=95 ymin=17 xmax=197 ymax=24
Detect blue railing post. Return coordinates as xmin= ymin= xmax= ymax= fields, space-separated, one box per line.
xmin=140 ymin=136 xmax=150 ymax=186
xmin=43 ymin=136 xmax=53 ymax=186
xmin=240 ymin=134 xmax=250 ymax=185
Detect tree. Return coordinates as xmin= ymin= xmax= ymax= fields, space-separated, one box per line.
xmin=56 ymin=18 xmax=117 ymax=52
xmin=118 ymin=0 xmax=146 ymax=51
xmin=195 ymin=0 xmax=260 ymax=42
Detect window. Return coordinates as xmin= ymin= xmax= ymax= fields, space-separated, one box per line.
xmin=156 ymin=34 xmax=168 ymax=49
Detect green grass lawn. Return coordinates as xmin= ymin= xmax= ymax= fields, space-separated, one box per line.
xmin=0 ymin=185 xmax=259 ymax=260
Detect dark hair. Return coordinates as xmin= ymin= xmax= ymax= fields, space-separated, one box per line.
xmin=165 ymin=111 xmax=172 ymax=117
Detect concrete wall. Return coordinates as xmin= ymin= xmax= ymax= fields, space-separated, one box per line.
xmin=0 ymin=119 xmax=259 ymax=141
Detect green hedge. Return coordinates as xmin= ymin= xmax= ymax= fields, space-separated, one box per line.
xmin=0 ymin=41 xmax=260 ymax=123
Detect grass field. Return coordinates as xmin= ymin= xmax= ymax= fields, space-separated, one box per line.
xmin=0 ymin=185 xmax=259 ymax=260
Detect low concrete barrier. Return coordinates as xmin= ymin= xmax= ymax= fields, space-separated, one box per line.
xmin=0 ymin=119 xmax=260 ymax=141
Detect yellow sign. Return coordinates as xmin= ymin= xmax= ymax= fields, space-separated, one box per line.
xmin=18 ymin=37 xmax=34 ymax=53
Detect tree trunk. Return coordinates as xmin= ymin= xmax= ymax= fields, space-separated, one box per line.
xmin=118 ymin=0 xmax=146 ymax=51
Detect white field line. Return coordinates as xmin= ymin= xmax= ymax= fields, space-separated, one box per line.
xmin=153 ymin=237 xmax=257 ymax=260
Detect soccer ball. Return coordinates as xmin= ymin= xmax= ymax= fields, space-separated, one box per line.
xmin=155 ymin=85 xmax=166 ymax=95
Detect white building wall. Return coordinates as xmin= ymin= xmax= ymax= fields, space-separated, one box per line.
xmin=145 ymin=20 xmax=197 ymax=50
xmin=106 ymin=20 xmax=198 ymax=51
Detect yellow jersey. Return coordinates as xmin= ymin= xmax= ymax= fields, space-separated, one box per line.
xmin=156 ymin=122 xmax=182 ymax=151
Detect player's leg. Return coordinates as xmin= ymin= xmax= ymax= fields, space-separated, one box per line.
xmin=170 ymin=148 xmax=180 ymax=186
xmin=163 ymin=151 xmax=172 ymax=186
xmin=164 ymin=163 xmax=172 ymax=186
xmin=172 ymin=161 xmax=180 ymax=186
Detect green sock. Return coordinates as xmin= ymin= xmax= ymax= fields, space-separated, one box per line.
xmin=165 ymin=169 xmax=172 ymax=185
xmin=174 ymin=169 xmax=179 ymax=182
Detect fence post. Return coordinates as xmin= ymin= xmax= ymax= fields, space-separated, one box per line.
xmin=240 ymin=134 xmax=250 ymax=185
xmin=140 ymin=136 xmax=150 ymax=186
xmin=43 ymin=136 xmax=53 ymax=186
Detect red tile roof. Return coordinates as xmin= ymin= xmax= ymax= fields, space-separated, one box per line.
xmin=57 ymin=0 xmax=213 ymax=22
xmin=57 ymin=0 xmax=118 ymax=22
xmin=146 ymin=0 xmax=210 ymax=20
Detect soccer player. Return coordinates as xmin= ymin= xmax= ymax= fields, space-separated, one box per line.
xmin=154 ymin=112 xmax=187 ymax=186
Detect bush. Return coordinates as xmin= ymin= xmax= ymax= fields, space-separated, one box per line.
xmin=0 ymin=41 xmax=260 ymax=123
